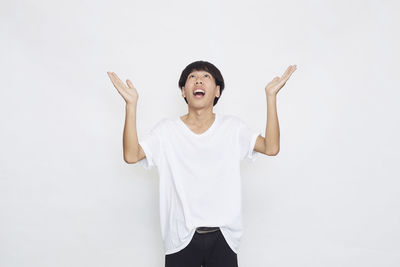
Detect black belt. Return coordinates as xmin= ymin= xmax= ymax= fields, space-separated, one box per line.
xmin=195 ymin=226 xmax=220 ymax=234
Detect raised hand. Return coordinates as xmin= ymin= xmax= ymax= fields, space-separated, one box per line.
xmin=265 ymin=65 xmax=297 ymax=96
xmin=107 ymin=72 xmax=138 ymax=105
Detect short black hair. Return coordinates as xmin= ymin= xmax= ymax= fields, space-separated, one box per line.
xmin=178 ymin=60 xmax=225 ymax=106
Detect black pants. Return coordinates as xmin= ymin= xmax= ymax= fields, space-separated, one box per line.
xmin=165 ymin=229 xmax=238 ymax=267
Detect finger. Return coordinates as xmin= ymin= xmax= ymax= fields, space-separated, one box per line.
xmin=108 ymin=73 xmax=125 ymax=95
xmin=107 ymin=71 xmax=114 ymax=82
xmin=281 ymin=65 xmax=292 ymax=76
xmin=288 ymin=65 xmax=297 ymax=75
xmin=284 ymin=66 xmax=295 ymax=77
xmin=126 ymin=79 xmax=134 ymax=89
xmin=281 ymin=65 xmax=296 ymax=82
xmin=107 ymin=72 xmax=118 ymax=86
xmin=111 ymin=72 xmax=127 ymax=89
xmin=280 ymin=66 xmax=296 ymax=84
xmin=288 ymin=65 xmax=297 ymax=76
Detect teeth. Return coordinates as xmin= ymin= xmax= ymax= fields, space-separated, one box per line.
xmin=194 ymin=89 xmax=205 ymax=95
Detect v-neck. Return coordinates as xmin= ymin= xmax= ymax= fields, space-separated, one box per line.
xmin=178 ymin=113 xmax=219 ymax=137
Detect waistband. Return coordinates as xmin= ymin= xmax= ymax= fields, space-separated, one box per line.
xmin=195 ymin=226 xmax=220 ymax=234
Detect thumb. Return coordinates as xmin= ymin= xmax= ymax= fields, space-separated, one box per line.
xmin=126 ymin=79 xmax=134 ymax=89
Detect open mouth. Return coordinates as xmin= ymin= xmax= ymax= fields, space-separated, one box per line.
xmin=193 ymin=89 xmax=205 ymax=99
xmin=193 ymin=91 xmax=205 ymax=98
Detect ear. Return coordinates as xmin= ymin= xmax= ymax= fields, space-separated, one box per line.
xmin=182 ymin=86 xmax=186 ymax=97
xmin=216 ymin=85 xmax=220 ymax=97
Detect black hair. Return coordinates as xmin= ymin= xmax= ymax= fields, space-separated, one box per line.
xmin=178 ymin=60 xmax=225 ymax=106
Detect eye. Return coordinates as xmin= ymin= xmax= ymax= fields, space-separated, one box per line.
xmin=204 ymin=74 xmax=210 ymax=77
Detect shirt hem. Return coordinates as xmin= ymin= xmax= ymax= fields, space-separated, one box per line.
xmin=164 ymin=229 xmax=196 ymax=255
xmin=248 ymin=131 xmax=262 ymax=162
xmin=138 ymin=140 xmax=154 ymax=169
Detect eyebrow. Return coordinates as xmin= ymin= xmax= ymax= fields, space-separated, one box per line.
xmin=189 ymin=71 xmax=211 ymax=76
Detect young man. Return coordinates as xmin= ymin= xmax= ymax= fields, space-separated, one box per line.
xmin=107 ymin=61 xmax=296 ymax=267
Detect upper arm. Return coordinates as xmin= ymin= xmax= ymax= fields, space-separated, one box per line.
xmin=254 ymin=135 xmax=279 ymax=156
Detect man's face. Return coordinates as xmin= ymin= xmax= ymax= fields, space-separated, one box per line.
xmin=181 ymin=70 xmax=220 ymax=107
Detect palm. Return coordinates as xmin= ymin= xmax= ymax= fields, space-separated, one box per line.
xmin=107 ymin=72 xmax=138 ymax=104
xmin=265 ymin=65 xmax=297 ymax=96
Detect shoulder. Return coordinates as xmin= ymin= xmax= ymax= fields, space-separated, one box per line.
xmin=146 ymin=117 xmax=171 ymax=135
xmin=155 ymin=117 xmax=171 ymax=127
xmin=152 ymin=116 xmax=181 ymax=132
xmin=219 ymin=113 xmax=244 ymax=126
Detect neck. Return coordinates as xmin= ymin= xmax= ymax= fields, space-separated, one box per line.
xmin=182 ymin=109 xmax=215 ymax=126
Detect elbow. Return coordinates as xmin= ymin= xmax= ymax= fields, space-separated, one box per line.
xmin=124 ymin=146 xmax=142 ymax=164
xmin=265 ymin=147 xmax=280 ymax=156
xmin=124 ymin=154 xmax=137 ymax=164
xmin=264 ymin=139 xmax=279 ymax=156
xmin=124 ymin=158 xmax=136 ymax=164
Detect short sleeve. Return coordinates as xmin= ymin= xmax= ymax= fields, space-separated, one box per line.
xmin=238 ymin=119 xmax=263 ymax=162
xmin=137 ymin=122 xmax=163 ymax=170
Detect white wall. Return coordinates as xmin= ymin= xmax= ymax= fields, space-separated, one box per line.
xmin=1 ymin=0 xmax=399 ymax=266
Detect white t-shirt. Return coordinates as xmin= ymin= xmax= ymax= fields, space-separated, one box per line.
xmin=137 ymin=112 xmax=262 ymax=255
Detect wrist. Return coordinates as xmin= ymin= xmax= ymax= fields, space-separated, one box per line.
xmin=126 ymin=102 xmax=137 ymax=108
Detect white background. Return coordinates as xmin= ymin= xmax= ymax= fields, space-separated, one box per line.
xmin=1 ymin=0 xmax=399 ymax=266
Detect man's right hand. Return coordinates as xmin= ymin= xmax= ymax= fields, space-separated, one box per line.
xmin=107 ymin=71 xmax=138 ymax=105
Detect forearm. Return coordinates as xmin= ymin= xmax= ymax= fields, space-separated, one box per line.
xmin=265 ymin=94 xmax=280 ymax=155
xmin=123 ymin=103 xmax=140 ymax=163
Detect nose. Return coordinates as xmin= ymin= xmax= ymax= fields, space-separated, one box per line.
xmin=195 ymin=78 xmax=203 ymax=84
